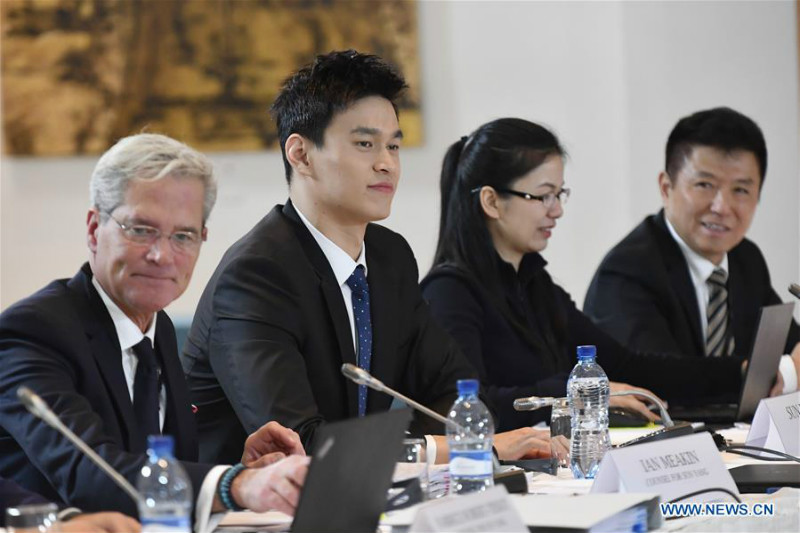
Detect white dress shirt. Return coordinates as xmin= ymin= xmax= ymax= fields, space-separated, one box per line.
xmin=295 ymin=206 xmax=367 ymax=351
xmin=91 ymin=277 xmax=225 ymax=533
xmin=664 ymin=218 xmax=730 ymax=345
xmin=91 ymin=276 xmax=167 ymax=429
xmin=665 ymin=218 xmax=797 ymax=394
xmin=294 ymin=207 xmax=440 ymax=462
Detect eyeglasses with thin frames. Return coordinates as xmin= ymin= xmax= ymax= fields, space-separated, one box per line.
xmin=471 ymin=186 xmax=571 ymax=208
xmin=105 ymin=213 xmax=204 ymax=253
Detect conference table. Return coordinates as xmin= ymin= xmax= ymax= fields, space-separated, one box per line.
xmin=215 ymin=425 xmax=800 ymax=532
xmin=521 ymin=426 xmax=800 ymax=532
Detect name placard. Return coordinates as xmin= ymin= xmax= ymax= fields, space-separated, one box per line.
xmin=409 ymin=485 xmax=527 ymax=533
xmin=591 ymin=432 xmax=739 ymax=503
xmin=746 ymin=391 xmax=800 ymax=456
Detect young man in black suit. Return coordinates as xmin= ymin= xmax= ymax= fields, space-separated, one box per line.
xmin=184 ymin=50 xmax=550 ymax=465
xmin=585 ymin=107 xmax=800 ymax=399
xmin=0 ymin=134 xmax=308 ymax=523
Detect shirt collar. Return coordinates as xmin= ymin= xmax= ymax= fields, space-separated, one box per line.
xmin=294 ymin=205 xmax=368 ymax=287
xmin=518 ymin=253 xmax=547 ymax=284
xmin=91 ymin=275 xmax=156 ymax=351
xmin=495 ymin=252 xmax=547 ymax=288
xmin=664 ymin=216 xmax=729 ymax=282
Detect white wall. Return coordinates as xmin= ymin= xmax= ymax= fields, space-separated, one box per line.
xmin=2 ymin=0 xmax=798 ymax=322
xmin=621 ymin=0 xmax=800 ymax=315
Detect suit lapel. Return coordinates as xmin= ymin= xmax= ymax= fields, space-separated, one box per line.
xmin=320 ymin=279 xmax=360 ymax=416
xmin=667 ymin=264 xmax=704 ymax=354
xmin=654 ymin=213 xmax=705 ymax=355
xmin=68 ymin=264 xmax=140 ymax=451
xmin=726 ymin=255 xmax=750 ymax=357
xmin=363 ymin=229 xmax=396 ymax=413
xmin=155 ymin=313 xmax=198 ymax=462
xmin=282 ymin=202 xmax=360 ymax=416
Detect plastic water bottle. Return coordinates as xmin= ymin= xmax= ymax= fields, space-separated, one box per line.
xmin=568 ymin=345 xmax=610 ymax=479
xmin=137 ymin=435 xmax=192 ymax=532
xmin=446 ymin=379 xmax=495 ymax=494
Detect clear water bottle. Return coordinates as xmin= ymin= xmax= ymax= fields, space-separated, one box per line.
xmin=568 ymin=345 xmax=610 ymax=479
xmin=446 ymin=379 xmax=495 ymax=494
xmin=137 ymin=435 xmax=192 ymax=532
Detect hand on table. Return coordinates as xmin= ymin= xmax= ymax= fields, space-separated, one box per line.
xmin=59 ymin=512 xmax=140 ymax=533
xmin=770 ymin=342 xmax=800 ymax=397
xmin=232 ymin=455 xmax=310 ymax=516
xmin=494 ymin=427 xmax=551 ymax=460
xmin=242 ymin=421 xmax=305 ymax=468
xmin=550 ymin=435 xmax=569 ymax=465
xmin=769 ymin=372 xmax=784 ymax=397
xmin=609 ymin=381 xmax=664 ymax=422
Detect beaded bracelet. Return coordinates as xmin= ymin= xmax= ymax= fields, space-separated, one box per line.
xmin=57 ymin=508 xmax=82 ymax=522
xmin=218 ymin=462 xmax=247 ymax=511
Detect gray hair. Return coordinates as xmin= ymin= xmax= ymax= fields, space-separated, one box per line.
xmin=89 ymin=133 xmax=217 ymax=223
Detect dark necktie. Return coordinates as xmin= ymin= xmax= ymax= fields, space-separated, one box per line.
xmin=706 ymin=268 xmax=734 ymax=357
xmin=346 ymin=266 xmax=372 ymax=417
xmin=132 ymin=338 xmax=161 ymax=441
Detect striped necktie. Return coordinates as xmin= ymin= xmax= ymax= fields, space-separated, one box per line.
xmin=706 ymin=268 xmax=734 ymax=357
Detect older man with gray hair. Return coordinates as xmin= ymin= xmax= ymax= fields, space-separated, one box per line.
xmin=0 ymin=133 xmax=308 ymax=529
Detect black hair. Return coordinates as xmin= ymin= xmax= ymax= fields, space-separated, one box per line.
xmin=270 ymin=49 xmax=408 ymax=183
xmin=433 ymin=118 xmax=565 ymax=276
xmin=665 ymin=107 xmax=767 ymax=186
xmin=430 ymin=118 xmax=567 ymax=372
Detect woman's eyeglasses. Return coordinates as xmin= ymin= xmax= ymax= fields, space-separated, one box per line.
xmin=471 ymin=186 xmax=571 ymax=208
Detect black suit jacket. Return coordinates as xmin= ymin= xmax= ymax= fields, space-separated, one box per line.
xmin=183 ymin=202 xmax=474 ymax=464
xmin=423 ymin=255 xmax=746 ymax=429
xmin=0 ymin=477 xmax=48 ymax=526
xmin=585 ymin=211 xmax=799 ymax=362
xmin=0 ymin=264 xmax=213 ymax=517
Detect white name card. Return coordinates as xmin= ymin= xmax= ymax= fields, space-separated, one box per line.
xmin=409 ymin=485 xmax=527 ymax=533
xmin=746 ymin=391 xmax=800 ymax=456
xmin=591 ymin=432 xmax=739 ymax=503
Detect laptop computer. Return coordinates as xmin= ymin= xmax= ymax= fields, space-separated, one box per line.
xmin=729 ymin=464 xmax=800 ymax=492
xmin=291 ymin=408 xmax=412 ymax=533
xmin=668 ymin=302 xmax=795 ymax=424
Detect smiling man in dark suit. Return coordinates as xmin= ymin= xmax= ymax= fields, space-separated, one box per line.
xmin=183 ymin=50 xmax=550 ymax=466
xmin=0 ymin=134 xmax=309 ymax=523
xmin=585 ymin=107 xmax=800 ymax=400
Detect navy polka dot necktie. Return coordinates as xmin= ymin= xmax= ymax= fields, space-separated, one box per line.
xmin=346 ymin=265 xmax=372 ymax=417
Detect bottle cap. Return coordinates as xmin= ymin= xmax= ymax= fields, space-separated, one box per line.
xmin=576 ymin=345 xmax=596 ymax=361
xmin=146 ymin=435 xmax=175 ymax=459
xmin=456 ymin=379 xmax=479 ymax=396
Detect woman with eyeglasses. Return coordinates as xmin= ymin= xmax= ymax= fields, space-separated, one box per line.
xmin=421 ymin=118 xmax=745 ymax=430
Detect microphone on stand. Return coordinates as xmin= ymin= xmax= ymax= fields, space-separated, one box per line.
xmin=789 ymin=283 xmax=800 ymax=300
xmin=512 ymin=390 xmax=674 ymax=427
xmin=17 ymin=386 xmax=141 ymax=503
xmin=512 ymin=396 xmax=560 ymax=412
xmin=340 ymin=364 xmax=531 ymax=487
xmin=341 ymin=363 xmax=461 ymax=432
xmin=610 ymin=390 xmax=674 ymax=427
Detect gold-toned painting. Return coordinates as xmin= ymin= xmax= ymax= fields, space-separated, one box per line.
xmin=1 ymin=0 xmax=421 ymax=156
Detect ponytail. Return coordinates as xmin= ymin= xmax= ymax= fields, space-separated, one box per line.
xmin=434 ymin=137 xmax=469 ymax=264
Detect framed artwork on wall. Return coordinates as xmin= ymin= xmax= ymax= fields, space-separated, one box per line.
xmin=1 ymin=0 xmax=421 ymax=156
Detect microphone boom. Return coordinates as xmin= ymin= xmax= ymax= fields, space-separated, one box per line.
xmin=17 ymin=386 xmax=141 ymax=503
xmin=340 ymin=364 xmax=459 ymax=431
